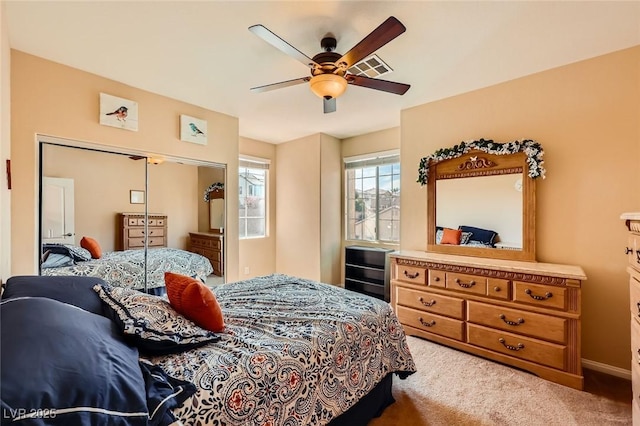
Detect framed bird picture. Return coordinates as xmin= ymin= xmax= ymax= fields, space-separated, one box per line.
xmin=99 ymin=93 xmax=139 ymax=131
xmin=180 ymin=114 xmax=208 ymax=145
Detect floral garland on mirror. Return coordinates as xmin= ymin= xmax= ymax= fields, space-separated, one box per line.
xmin=203 ymin=182 xmax=224 ymax=202
xmin=417 ymin=138 xmax=545 ymax=185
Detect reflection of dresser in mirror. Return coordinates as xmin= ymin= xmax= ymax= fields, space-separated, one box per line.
xmin=118 ymin=213 xmax=167 ymax=250
xmin=188 ymin=232 xmax=223 ymax=277
xmin=391 ymin=140 xmax=587 ymax=390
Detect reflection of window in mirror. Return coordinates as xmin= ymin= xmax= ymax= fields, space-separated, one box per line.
xmin=436 ymin=174 xmax=523 ymax=248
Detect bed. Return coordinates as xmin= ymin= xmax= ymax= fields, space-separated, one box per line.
xmin=41 ymin=245 xmax=213 ymax=293
xmin=436 ymin=225 xmax=501 ymax=248
xmin=1 ymin=273 xmax=416 ymax=425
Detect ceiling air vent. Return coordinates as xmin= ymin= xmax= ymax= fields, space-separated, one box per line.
xmin=347 ymin=54 xmax=393 ymax=78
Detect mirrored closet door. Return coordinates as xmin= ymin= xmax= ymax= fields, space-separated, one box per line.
xmin=39 ymin=137 xmax=226 ymax=293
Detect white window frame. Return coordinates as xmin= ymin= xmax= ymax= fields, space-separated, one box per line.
xmin=239 ymin=156 xmax=269 ymax=239
xmin=344 ymin=150 xmax=400 ymax=243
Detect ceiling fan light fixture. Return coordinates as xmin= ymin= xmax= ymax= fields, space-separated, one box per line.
xmin=309 ymin=74 xmax=347 ymax=100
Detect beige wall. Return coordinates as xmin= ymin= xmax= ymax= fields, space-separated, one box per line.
xmin=275 ymin=134 xmax=321 ymax=280
xmin=320 ymin=134 xmax=341 ymax=284
xmin=43 ymin=145 xmax=199 ymax=251
xmin=0 ymin=4 xmax=11 ymax=280
xmin=238 ymin=137 xmax=276 ymax=279
xmin=401 ymin=46 xmax=640 ymax=370
xmin=11 ymin=50 xmax=240 ymax=281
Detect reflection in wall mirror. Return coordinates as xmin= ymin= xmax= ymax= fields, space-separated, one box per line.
xmin=423 ymin=141 xmax=543 ymax=262
xmin=209 ymin=193 xmax=225 ymax=233
xmin=39 ymin=136 xmax=227 ymax=293
xmin=437 ymin=174 xmax=523 ymax=248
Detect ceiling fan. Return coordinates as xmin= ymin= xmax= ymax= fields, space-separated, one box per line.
xmin=249 ymin=16 xmax=410 ymax=114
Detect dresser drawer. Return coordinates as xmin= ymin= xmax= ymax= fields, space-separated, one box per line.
xmin=128 ymin=228 xmax=165 ymax=238
xmin=396 ymin=287 xmax=464 ymax=319
xmin=631 ymin=269 xmax=640 ymax=320
xmin=396 ymin=305 xmax=464 ymax=341
xmin=467 ymin=324 xmax=566 ymax=370
xmin=191 ymin=236 xmax=222 ymax=250
xmin=513 ymin=281 xmax=566 ymax=310
xmin=128 ymin=237 xmax=165 ymax=247
xmin=632 ymin=318 xmax=640 ymax=365
xmin=446 ymin=272 xmax=487 ymax=296
xmin=467 ymin=301 xmax=567 ymax=344
xmin=428 ymin=270 xmax=446 ymax=288
xmin=628 ymin=233 xmax=640 ymax=272
xmin=395 ymin=264 xmax=427 ymax=285
xmin=487 ymin=278 xmax=510 ymax=300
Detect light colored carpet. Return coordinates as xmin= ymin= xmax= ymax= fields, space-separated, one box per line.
xmin=370 ymin=336 xmax=631 ymax=426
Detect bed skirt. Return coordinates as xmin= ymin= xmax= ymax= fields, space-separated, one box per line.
xmin=328 ymin=373 xmax=394 ymax=426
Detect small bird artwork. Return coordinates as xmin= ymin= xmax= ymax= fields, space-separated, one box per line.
xmin=106 ymin=106 xmax=128 ymax=122
xmin=189 ymin=122 xmax=206 ymax=137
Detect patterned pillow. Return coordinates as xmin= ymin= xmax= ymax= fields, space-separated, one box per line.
xmin=93 ymin=284 xmax=220 ymax=355
xmin=436 ymin=229 xmax=473 ymax=245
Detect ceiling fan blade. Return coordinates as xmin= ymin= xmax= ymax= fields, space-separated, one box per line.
xmin=347 ymin=74 xmax=410 ymax=95
xmin=323 ymin=97 xmax=337 ymax=114
xmin=249 ymin=24 xmax=318 ymax=68
xmin=336 ymin=16 xmax=406 ymax=70
xmin=250 ymin=77 xmax=310 ymax=93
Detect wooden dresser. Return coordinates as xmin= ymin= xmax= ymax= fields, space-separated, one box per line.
xmin=390 ymin=250 xmax=586 ymax=389
xmin=622 ymin=213 xmax=640 ymax=423
xmin=118 ymin=213 xmax=167 ymax=250
xmin=188 ymin=232 xmax=223 ymax=277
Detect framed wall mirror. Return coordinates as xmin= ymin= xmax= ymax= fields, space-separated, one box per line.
xmin=426 ymin=147 xmax=537 ymax=261
xmin=39 ymin=135 xmax=227 ymax=293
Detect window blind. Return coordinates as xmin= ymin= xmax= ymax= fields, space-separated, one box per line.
xmin=344 ymin=150 xmax=399 ymax=169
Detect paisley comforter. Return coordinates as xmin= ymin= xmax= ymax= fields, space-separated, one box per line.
xmin=147 ymin=274 xmax=416 ymax=426
xmin=42 ymin=247 xmax=213 ymax=290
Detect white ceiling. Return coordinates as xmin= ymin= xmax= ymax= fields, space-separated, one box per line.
xmin=5 ymin=1 xmax=640 ymax=144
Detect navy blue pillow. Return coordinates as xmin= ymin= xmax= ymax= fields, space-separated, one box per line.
xmin=458 ymin=225 xmax=498 ymax=246
xmin=1 ymin=297 xmax=149 ymax=425
xmin=139 ymin=360 xmax=196 ymax=426
xmin=1 ymin=275 xmax=107 ymax=317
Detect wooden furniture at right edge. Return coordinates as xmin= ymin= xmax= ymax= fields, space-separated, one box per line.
xmin=188 ymin=232 xmax=224 ymax=277
xmin=390 ymin=250 xmax=587 ymax=389
xmin=622 ymin=212 xmax=640 ymax=424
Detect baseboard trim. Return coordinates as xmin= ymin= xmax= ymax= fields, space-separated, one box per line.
xmin=582 ymin=358 xmax=631 ymax=380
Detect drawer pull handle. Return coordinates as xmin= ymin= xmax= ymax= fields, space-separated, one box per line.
xmin=404 ymin=271 xmax=420 ymax=279
xmin=493 ymin=286 xmax=501 ymax=292
xmin=498 ymin=338 xmax=524 ymax=351
xmin=419 ymin=317 xmax=436 ymax=327
xmin=433 ymin=276 xmax=440 ymax=282
xmin=418 ymin=297 xmax=436 ymax=307
xmin=637 ymin=348 xmax=640 ymax=364
xmin=626 ymin=247 xmax=633 ymax=255
xmin=524 ymin=288 xmax=552 ymax=300
xmin=636 ymin=250 xmax=640 ymax=264
xmin=637 ymin=302 xmax=640 ymax=316
xmin=499 ymin=314 xmax=524 ymax=326
xmin=455 ymin=278 xmax=475 ymax=288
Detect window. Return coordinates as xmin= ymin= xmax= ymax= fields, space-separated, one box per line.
xmin=239 ymin=157 xmax=269 ymax=238
xmin=345 ymin=151 xmax=400 ymax=242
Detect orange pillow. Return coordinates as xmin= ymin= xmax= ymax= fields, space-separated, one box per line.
xmin=80 ymin=236 xmax=102 ymax=259
xmin=164 ymin=272 xmax=225 ymax=332
xmin=440 ymin=228 xmax=462 ymax=245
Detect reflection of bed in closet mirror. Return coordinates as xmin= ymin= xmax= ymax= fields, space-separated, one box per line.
xmin=42 ymin=176 xmax=75 ymax=245
xmin=209 ymin=189 xmax=225 ymax=233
